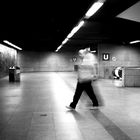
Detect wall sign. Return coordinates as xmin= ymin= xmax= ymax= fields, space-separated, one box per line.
xmin=102 ymin=53 xmax=110 ymax=61
xmin=72 ymin=57 xmax=77 ymax=62
xmin=112 ymin=57 xmax=116 ymax=61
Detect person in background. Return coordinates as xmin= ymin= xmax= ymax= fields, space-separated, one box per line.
xmin=66 ymin=48 xmax=99 ymax=110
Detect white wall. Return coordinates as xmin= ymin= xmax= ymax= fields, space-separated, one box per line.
xmin=18 ymin=51 xmax=76 ymax=72
xmin=98 ymin=44 xmax=140 ymax=78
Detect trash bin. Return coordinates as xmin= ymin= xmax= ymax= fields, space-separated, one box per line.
xmin=74 ymin=65 xmax=78 ymax=71
xmin=15 ymin=66 xmax=20 ymax=82
xmin=9 ymin=66 xmax=20 ymax=82
xmin=9 ymin=66 xmax=15 ymax=82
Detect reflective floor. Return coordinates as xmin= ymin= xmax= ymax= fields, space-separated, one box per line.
xmin=0 ymin=72 xmax=140 ymax=140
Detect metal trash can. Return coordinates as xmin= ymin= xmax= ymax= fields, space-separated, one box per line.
xmin=74 ymin=65 xmax=78 ymax=71
xmin=9 ymin=66 xmax=20 ymax=82
xmin=15 ymin=66 xmax=20 ymax=82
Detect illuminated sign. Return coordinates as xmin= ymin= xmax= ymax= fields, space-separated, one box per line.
xmin=112 ymin=57 xmax=116 ymax=61
xmin=102 ymin=53 xmax=110 ymax=61
xmin=72 ymin=57 xmax=77 ymax=62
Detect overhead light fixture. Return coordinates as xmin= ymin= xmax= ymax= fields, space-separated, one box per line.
xmin=62 ymin=38 xmax=69 ymax=44
xmin=56 ymin=20 xmax=85 ymax=52
xmin=67 ymin=20 xmax=85 ymax=39
xmin=55 ymin=0 xmax=105 ymax=52
xmin=55 ymin=45 xmax=62 ymax=52
xmin=85 ymin=1 xmax=104 ymax=19
xmin=3 ymin=40 xmax=22 ymax=50
xmin=129 ymin=40 xmax=140 ymax=44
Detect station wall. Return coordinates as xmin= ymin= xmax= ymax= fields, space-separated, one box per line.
xmin=17 ymin=43 xmax=140 ymax=79
xmin=0 ymin=44 xmax=17 ymax=78
xmin=98 ymin=43 xmax=140 ymax=79
xmin=18 ymin=51 xmax=76 ymax=72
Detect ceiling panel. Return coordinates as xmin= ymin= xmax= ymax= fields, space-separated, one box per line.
xmin=0 ymin=0 xmax=139 ymax=52
xmin=117 ymin=1 xmax=140 ymax=22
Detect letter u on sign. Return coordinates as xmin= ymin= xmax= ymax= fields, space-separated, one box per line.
xmin=102 ymin=53 xmax=110 ymax=61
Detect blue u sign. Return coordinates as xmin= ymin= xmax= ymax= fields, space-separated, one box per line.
xmin=102 ymin=53 xmax=110 ymax=61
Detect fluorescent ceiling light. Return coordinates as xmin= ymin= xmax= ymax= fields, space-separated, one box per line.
xmin=85 ymin=1 xmax=104 ymax=19
xmin=55 ymin=0 xmax=104 ymax=52
xmin=130 ymin=40 xmax=140 ymax=44
xmin=62 ymin=38 xmax=69 ymax=44
xmin=67 ymin=20 xmax=85 ymax=38
xmin=55 ymin=45 xmax=62 ymax=52
xmin=3 ymin=40 xmax=22 ymax=50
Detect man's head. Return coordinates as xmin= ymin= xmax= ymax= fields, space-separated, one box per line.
xmin=78 ymin=49 xmax=86 ymax=58
xmin=78 ymin=48 xmax=90 ymax=57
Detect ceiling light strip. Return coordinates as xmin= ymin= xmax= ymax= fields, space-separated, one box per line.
xmin=130 ymin=40 xmax=140 ymax=44
xmin=56 ymin=0 xmax=105 ymax=52
xmin=67 ymin=20 xmax=85 ymax=39
xmin=85 ymin=1 xmax=104 ymax=19
xmin=3 ymin=40 xmax=22 ymax=50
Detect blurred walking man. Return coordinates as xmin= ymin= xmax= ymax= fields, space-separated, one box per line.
xmin=66 ymin=48 xmax=99 ymax=110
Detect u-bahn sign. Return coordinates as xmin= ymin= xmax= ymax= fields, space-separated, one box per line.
xmin=102 ymin=53 xmax=110 ymax=61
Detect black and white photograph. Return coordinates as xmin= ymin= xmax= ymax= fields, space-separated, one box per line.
xmin=0 ymin=0 xmax=140 ymax=139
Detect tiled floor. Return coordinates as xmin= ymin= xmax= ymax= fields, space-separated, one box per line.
xmin=0 ymin=72 xmax=140 ymax=140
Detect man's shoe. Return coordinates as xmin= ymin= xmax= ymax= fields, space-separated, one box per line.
xmin=66 ymin=106 xmax=75 ymax=110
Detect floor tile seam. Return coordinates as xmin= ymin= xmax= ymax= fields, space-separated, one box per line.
xmin=90 ymin=110 xmax=133 ymax=140
xmin=74 ymin=111 xmax=114 ymax=140
xmin=104 ymin=114 xmax=140 ymax=140
xmin=54 ymin=119 xmax=85 ymax=140
xmin=75 ymin=121 xmax=97 ymax=140
xmin=52 ymin=111 xmax=60 ymax=140
xmin=0 ymin=108 xmax=19 ymax=134
xmin=25 ymin=111 xmax=37 ymax=139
